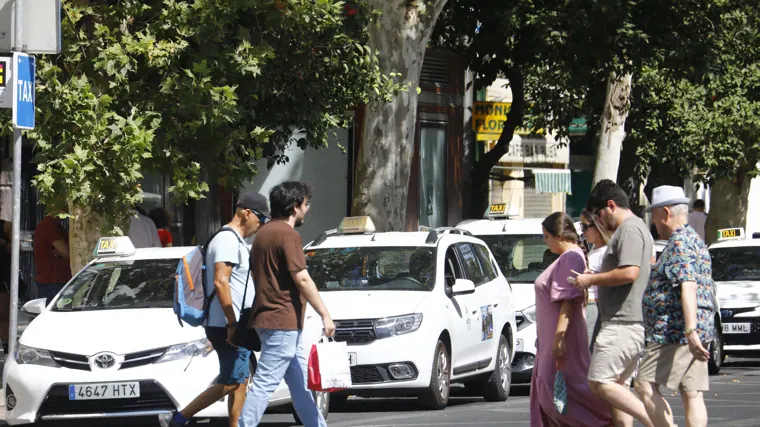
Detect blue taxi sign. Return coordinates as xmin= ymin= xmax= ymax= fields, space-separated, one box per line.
xmin=717 ymin=227 xmax=744 ymax=241
xmin=93 ymin=236 xmax=136 ymax=257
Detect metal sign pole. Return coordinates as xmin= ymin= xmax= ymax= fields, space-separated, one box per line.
xmin=7 ymin=0 xmax=24 ymax=376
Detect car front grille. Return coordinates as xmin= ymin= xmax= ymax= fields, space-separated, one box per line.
xmin=48 ymin=348 xmax=167 ymax=371
xmin=334 ymin=319 xmax=377 ymax=345
xmin=37 ymin=380 xmax=175 ymax=417
xmin=350 ymin=366 xmax=384 ymax=384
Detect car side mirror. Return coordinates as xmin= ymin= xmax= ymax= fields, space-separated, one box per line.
xmin=452 ymin=279 xmax=475 ymax=296
xmin=21 ymin=298 xmax=47 ymax=318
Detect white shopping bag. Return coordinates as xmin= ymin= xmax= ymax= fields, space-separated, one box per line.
xmin=308 ymin=337 xmax=352 ymax=391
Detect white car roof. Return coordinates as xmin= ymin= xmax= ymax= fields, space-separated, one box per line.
xmin=94 ymin=246 xmax=194 ymax=263
xmin=710 ymin=238 xmax=760 ymax=250
xmin=456 ymin=218 xmax=546 ymax=236
xmin=304 ymin=231 xmax=485 ymax=250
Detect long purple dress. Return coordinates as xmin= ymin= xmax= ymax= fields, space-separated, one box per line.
xmin=529 ymin=247 xmax=612 ymax=426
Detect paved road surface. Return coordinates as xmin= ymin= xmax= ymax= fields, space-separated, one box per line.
xmin=1 ymin=357 xmax=759 ymax=426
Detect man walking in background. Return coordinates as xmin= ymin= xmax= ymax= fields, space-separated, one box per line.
xmin=33 ymin=212 xmax=72 ymax=304
xmin=688 ymin=199 xmax=708 ymax=242
xmin=239 ymin=181 xmax=335 ymax=427
xmin=574 ymin=180 xmax=655 ymax=427
xmin=635 ymin=186 xmax=714 ymax=427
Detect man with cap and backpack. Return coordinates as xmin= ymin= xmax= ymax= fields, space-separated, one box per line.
xmin=165 ymin=192 xmax=270 ymax=427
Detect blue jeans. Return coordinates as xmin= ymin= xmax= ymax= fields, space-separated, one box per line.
xmin=238 ymin=329 xmax=326 ymax=427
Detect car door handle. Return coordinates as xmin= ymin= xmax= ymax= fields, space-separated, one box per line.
xmin=472 ymin=310 xmax=478 ymax=315
xmin=494 ymin=304 xmax=499 ymax=307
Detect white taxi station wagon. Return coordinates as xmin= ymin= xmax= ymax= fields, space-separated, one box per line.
xmin=303 ymin=216 xmax=516 ymax=409
xmin=710 ymin=227 xmax=760 ymax=359
xmin=4 ymin=237 xmax=328 ymax=425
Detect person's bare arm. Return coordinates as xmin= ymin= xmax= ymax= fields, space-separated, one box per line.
xmin=553 ymin=300 xmax=577 ymax=363
xmin=574 ymin=265 xmax=639 ymax=289
xmin=213 ymin=262 xmax=236 ymax=326
xmin=682 ymin=280 xmax=709 ymax=361
xmin=292 ymin=269 xmax=335 ymax=336
xmin=52 ymin=239 xmax=70 ymax=259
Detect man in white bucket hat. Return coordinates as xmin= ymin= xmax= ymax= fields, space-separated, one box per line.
xmin=634 ymin=185 xmax=716 ymax=427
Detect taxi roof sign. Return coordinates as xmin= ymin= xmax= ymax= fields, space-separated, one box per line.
xmin=93 ymin=236 xmax=136 ymax=257
xmin=717 ymin=227 xmax=745 ymax=241
xmin=338 ymin=216 xmax=376 ymax=234
xmin=484 ymin=203 xmax=519 ymax=219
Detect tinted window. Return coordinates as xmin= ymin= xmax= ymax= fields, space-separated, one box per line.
xmin=710 ymin=247 xmax=760 ymax=281
xmin=457 ymin=243 xmax=487 ymax=285
xmin=476 ymin=235 xmax=556 ymax=283
xmin=53 ymin=259 xmax=177 ymax=312
xmin=474 ymin=244 xmax=498 ymax=281
xmin=305 ymin=247 xmax=436 ymax=291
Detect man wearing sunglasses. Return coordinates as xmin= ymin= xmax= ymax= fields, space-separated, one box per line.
xmin=573 ymin=180 xmax=655 ymax=427
xmin=166 ymin=192 xmax=269 ymax=427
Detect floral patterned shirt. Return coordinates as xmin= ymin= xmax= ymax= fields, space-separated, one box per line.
xmin=643 ymin=224 xmax=716 ymax=345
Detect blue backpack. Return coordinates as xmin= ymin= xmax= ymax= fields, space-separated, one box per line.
xmin=173 ymin=228 xmax=237 ymax=327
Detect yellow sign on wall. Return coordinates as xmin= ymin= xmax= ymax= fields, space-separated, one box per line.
xmin=472 ymin=101 xmax=540 ymax=140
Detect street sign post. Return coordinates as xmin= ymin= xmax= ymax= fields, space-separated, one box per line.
xmin=12 ymin=52 xmax=33 ymax=129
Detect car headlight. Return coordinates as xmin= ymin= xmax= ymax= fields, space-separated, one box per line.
xmin=375 ymin=314 xmax=423 ymax=339
xmin=517 ymin=305 xmax=536 ymax=331
xmin=156 ymin=338 xmax=213 ymax=364
xmin=16 ymin=344 xmax=58 ymax=367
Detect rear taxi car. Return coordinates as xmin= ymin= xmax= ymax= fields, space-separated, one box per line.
xmin=710 ymin=227 xmax=760 ymax=361
xmin=303 ymin=217 xmax=516 ymax=410
xmin=456 ymin=205 xmax=581 ymax=383
xmin=4 ymin=237 xmax=328 ymax=425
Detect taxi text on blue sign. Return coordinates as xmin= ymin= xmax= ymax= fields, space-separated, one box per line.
xmin=12 ymin=52 xmax=35 ymax=130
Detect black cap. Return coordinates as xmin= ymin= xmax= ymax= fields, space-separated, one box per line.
xmin=235 ymin=192 xmax=271 ymax=218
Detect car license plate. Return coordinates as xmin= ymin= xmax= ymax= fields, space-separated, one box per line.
xmin=516 ymin=338 xmax=524 ymax=352
xmin=723 ymin=323 xmax=751 ymax=334
xmin=68 ymin=382 xmax=140 ymax=400
xmin=348 ymin=352 xmax=357 ymax=366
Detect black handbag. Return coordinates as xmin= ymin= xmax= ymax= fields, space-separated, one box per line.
xmin=231 ymin=257 xmax=261 ymax=351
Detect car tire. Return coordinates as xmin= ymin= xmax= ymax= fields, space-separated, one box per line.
xmin=419 ymin=339 xmax=450 ymax=410
xmin=292 ymin=390 xmax=330 ymax=425
xmin=482 ymin=334 xmax=512 ymax=402
xmin=708 ymin=326 xmax=724 ymax=375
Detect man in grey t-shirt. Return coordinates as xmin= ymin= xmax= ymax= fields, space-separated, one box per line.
xmin=575 ymin=180 xmax=655 ymax=427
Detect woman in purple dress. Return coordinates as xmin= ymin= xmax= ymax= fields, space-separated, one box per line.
xmin=530 ymin=212 xmax=612 ymax=426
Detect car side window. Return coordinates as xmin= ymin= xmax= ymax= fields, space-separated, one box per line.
xmin=474 ymin=244 xmax=498 ymax=282
xmin=444 ymin=247 xmax=464 ymax=292
xmin=457 ymin=243 xmax=487 ymax=286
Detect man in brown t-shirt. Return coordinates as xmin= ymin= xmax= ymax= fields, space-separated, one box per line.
xmin=239 ymin=181 xmax=335 ymax=427
xmin=33 ymin=214 xmax=72 ymax=304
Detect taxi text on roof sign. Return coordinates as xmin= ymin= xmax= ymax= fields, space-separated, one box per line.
xmin=93 ymin=236 xmax=136 ymax=257
xmin=717 ymin=227 xmax=745 ymax=241
xmin=485 ymin=203 xmax=519 ymax=218
xmin=338 ymin=216 xmax=376 ymax=234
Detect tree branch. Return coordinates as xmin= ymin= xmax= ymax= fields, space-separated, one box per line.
xmin=472 ymin=65 xmax=525 ymax=186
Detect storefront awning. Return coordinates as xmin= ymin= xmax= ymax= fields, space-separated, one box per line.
xmin=535 ymin=169 xmax=572 ymax=194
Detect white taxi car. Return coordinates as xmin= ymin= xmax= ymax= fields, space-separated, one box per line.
xmin=4 ymin=237 xmax=328 ymax=425
xmin=710 ymin=227 xmax=760 ymax=361
xmin=303 ymin=217 xmax=516 ymax=409
xmin=455 ymin=206 xmax=577 ymax=384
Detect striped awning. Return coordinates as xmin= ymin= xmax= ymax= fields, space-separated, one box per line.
xmin=535 ymin=169 xmax=572 ymax=194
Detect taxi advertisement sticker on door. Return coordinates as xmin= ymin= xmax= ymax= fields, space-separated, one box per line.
xmin=481 ymin=305 xmax=493 ymax=341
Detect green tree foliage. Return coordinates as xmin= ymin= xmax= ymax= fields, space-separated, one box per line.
xmin=20 ymin=0 xmax=400 ymax=233
xmin=433 ymin=0 xmax=720 ymax=217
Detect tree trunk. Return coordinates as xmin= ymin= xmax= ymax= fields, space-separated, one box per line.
xmin=705 ymin=173 xmax=752 ymax=244
xmin=351 ymin=0 xmax=447 ymax=231
xmin=67 ymin=203 xmax=106 ymax=274
xmin=468 ymin=67 xmax=525 ymax=220
xmin=593 ymin=73 xmax=632 ymax=185
xmin=617 ymin=135 xmax=644 ymax=215
xmin=194 ymin=180 xmax=222 ymax=244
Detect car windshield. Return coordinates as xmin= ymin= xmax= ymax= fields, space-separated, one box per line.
xmin=305 ymin=247 xmax=436 ymax=291
xmin=52 ymin=259 xmax=177 ymax=311
xmin=710 ymin=246 xmax=760 ymax=282
xmin=476 ymin=234 xmax=556 ymax=283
